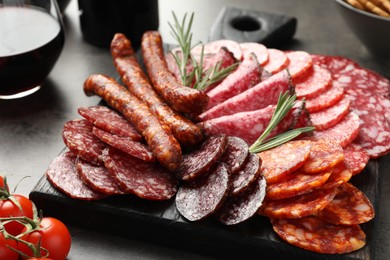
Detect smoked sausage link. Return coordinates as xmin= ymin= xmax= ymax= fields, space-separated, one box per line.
xmin=141 ymin=31 xmax=209 ymax=114
xmin=83 ymin=74 xmax=182 ymax=171
xmin=111 ymin=33 xmax=203 ymax=147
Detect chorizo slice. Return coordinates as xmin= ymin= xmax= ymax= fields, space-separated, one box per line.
xmin=317 ymin=182 xmax=374 ymax=225
xmin=62 ymin=119 xmax=107 ymax=165
xmin=217 ymin=175 xmax=266 ymax=225
xmin=271 ymin=216 xmax=366 ymax=254
xmin=83 ymin=74 xmax=182 ymax=171
xmin=111 ymin=33 xmax=203 ymax=147
xmin=320 ymin=162 xmax=352 ymax=190
xmin=176 ymin=135 xmax=228 ymax=181
xmin=230 ymin=153 xmax=261 ymax=196
xmin=175 ymin=163 xmax=230 ymax=221
xmin=78 ymin=105 xmax=141 ymax=141
xmin=103 ymin=147 xmax=178 ymax=201
xmin=141 ymin=31 xmax=209 ymax=114
xmin=46 ymin=151 xmax=106 ymax=200
xmin=219 ymin=136 xmax=249 ymax=174
xmin=259 ymin=140 xmax=312 ymax=184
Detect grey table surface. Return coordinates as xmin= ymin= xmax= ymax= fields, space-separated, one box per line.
xmin=1 ymin=0 xmax=389 ymax=259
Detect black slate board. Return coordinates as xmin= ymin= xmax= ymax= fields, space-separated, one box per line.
xmin=30 ymin=155 xmax=382 ymax=260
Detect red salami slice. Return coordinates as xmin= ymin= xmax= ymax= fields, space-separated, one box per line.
xmin=259 ymin=140 xmax=312 ymax=184
xmin=230 ymin=153 xmax=261 ymax=196
xmin=263 ymin=48 xmax=289 ymax=74
xmin=265 ymin=169 xmax=332 ymax=200
xmin=309 ymin=112 xmax=360 ymax=148
xmin=311 ymin=54 xmax=359 ymax=74
xmin=305 ymin=84 xmax=345 ymax=112
xmin=310 ymin=96 xmax=350 ymax=130
xmin=78 ymin=106 xmax=141 ymax=141
xmin=220 ymin=136 xmax=249 ymax=174
xmin=285 ymin=51 xmax=313 ymax=80
xmin=240 ymin=42 xmax=269 ymax=65
xmin=271 ymin=216 xmax=366 ymax=254
xmin=217 ymin=175 xmax=266 ymax=225
xmin=343 ymin=143 xmax=370 ymax=175
xmin=176 ymin=135 xmax=228 ymax=181
xmin=103 ymin=147 xmax=178 ymax=200
xmin=295 ymin=65 xmax=332 ymax=99
xmin=92 ymin=127 xmax=155 ymax=162
xmin=76 ymin=159 xmax=125 ymax=195
xmin=320 ymin=162 xmax=352 ymax=190
xmin=62 ymin=119 xmax=107 ymax=165
xmin=46 ymin=151 xmax=105 ymax=200
xmin=205 ymin=53 xmax=262 ymax=109
xmin=318 ymin=182 xmax=374 ymax=226
xmin=191 ymin=39 xmax=243 ymax=61
xmin=259 ymin=187 xmax=337 ymax=218
xmin=199 ymin=69 xmax=291 ymax=121
xmin=175 ymin=163 xmax=230 ymax=221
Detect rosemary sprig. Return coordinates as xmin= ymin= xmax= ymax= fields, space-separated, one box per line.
xmin=248 ymin=92 xmax=315 ymax=153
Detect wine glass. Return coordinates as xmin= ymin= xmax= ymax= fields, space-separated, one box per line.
xmin=0 ymin=0 xmax=65 ymax=99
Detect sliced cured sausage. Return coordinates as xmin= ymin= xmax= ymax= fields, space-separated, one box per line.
xmin=259 ymin=140 xmax=312 ymax=184
xmin=230 ymin=153 xmax=261 ymax=196
xmin=176 ymin=135 xmax=228 ymax=181
xmin=263 ymin=48 xmax=289 ymax=74
xmin=78 ymin=106 xmax=141 ymax=141
xmin=301 ymin=139 xmax=344 ymax=174
xmin=343 ymin=143 xmax=370 ymax=175
xmin=265 ymin=169 xmax=332 ymax=200
xmin=320 ymin=162 xmax=352 ymax=190
xmin=111 ymin=33 xmax=204 ymax=147
xmin=76 ymin=159 xmax=125 ymax=195
xmin=141 ymin=31 xmax=209 ymax=114
xmin=92 ymin=127 xmax=155 ymax=162
xmin=199 ymin=69 xmax=291 ymax=121
xmin=217 ymin=175 xmax=266 ymax=225
xmin=285 ymin=51 xmax=313 ymax=81
xmin=175 ymin=163 xmax=230 ymax=221
xmin=240 ymin=42 xmax=269 ymax=65
xmin=259 ymin=187 xmax=337 ymax=218
xmin=205 ymin=53 xmax=262 ymax=109
xmin=46 ymin=151 xmax=105 ymax=200
xmin=305 ymin=84 xmax=345 ymax=113
xmin=310 ymin=96 xmax=350 ymax=130
xmin=191 ymin=39 xmax=243 ymax=61
xmin=317 ymin=182 xmax=374 ymax=225
xmin=83 ymin=74 xmax=182 ymax=171
xmin=311 ymin=54 xmax=359 ymax=75
xmin=62 ymin=119 xmax=107 ymax=165
xmin=271 ymin=216 xmax=366 ymax=254
xmin=219 ymin=136 xmax=249 ymax=174
xmin=295 ymin=65 xmax=332 ymax=99
xmin=103 ymin=147 xmax=178 ymax=201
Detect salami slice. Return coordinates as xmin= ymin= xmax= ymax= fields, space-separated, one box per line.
xmin=263 ymin=48 xmax=289 ymax=74
xmin=271 ymin=216 xmax=366 ymax=254
xmin=285 ymin=51 xmax=313 ymax=81
xmin=230 ymin=153 xmax=261 ymax=196
xmin=199 ymin=69 xmax=291 ymax=121
xmin=310 ymin=96 xmax=350 ymax=131
xmin=259 ymin=140 xmax=312 ymax=184
xmin=92 ymin=127 xmax=155 ymax=162
xmin=320 ymin=162 xmax=352 ymax=190
xmin=305 ymin=84 xmax=345 ymax=112
xmin=103 ymin=147 xmax=178 ymax=201
xmin=46 ymin=151 xmax=105 ymax=200
xmin=78 ymin=106 xmax=141 ymax=141
xmin=175 ymin=163 xmax=230 ymax=221
xmin=219 ymin=136 xmax=249 ymax=174
xmin=265 ymin=169 xmax=332 ymax=200
xmin=343 ymin=143 xmax=370 ymax=175
xmin=301 ymin=139 xmax=344 ymax=174
xmin=191 ymin=39 xmax=243 ymax=61
xmin=309 ymin=112 xmax=361 ymax=148
xmin=318 ymin=182 xmax=374 ymax=225
xmin=295 ymin=65 xmax=332 ymax=99
xmin=217 ymin=175 xmax=266 ymax=225
xmin=240 ymin=42 xmax=269 ymax=65
xmin=205 ymin=53 xmax=262 ymax=109
xmin=311 ymin=54 xmax=359 ymax=74
xmin=62 ymin=119 xmax=107 ymax=165
xmin=176 ymin=135 xmax=228 ymax=181
xmin=76 ymin=159 xmax=125 ymax=195
xmin=259 ymin=187 xmax=337 ymax=218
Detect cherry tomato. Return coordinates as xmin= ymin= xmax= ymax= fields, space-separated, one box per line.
xmin=0 ymin=194 xmax=34 ymax=236
xmin=0 ymin=231 xmax=19 ymax=260
xmin=18 ymin=217 xmax=71 ymax=260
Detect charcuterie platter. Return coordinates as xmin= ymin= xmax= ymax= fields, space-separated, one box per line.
xmin=29 ymin=12 xmax=389 ymax=260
